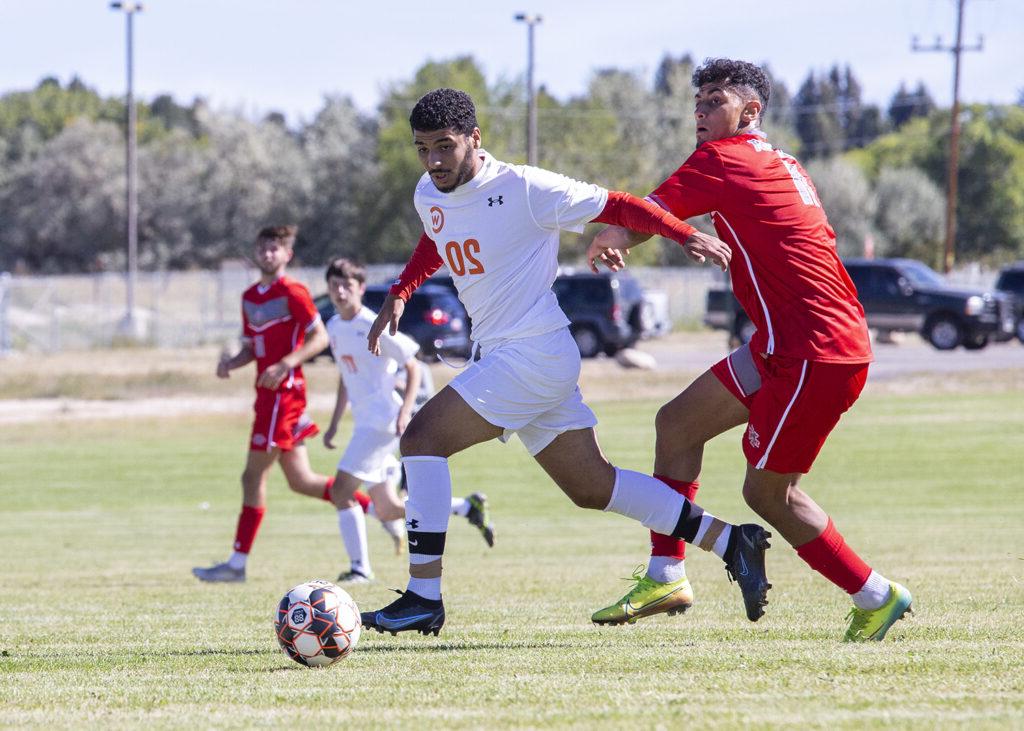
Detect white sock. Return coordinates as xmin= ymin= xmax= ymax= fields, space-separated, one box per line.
xmin=227 ymin=551 xmax=247 ymax=570
xmin=403 ymin=456 xmax=452 ymax=601
xmin=647 ymin=557 xmax=686 ymax=583
xmin=852 ymin=570 xmax=891 ymax=610
xmin=693 ymin=513 xmax=734 ymax=560
xmin=450 ymin=497 xmax=469 ymax=516
xmin=604 ymin=468 xmax=685 ymax=535
xmin=381 ymin=518 xmax=405 ymax=540
xmin=337 ymin=506 xmax=371 ymax=577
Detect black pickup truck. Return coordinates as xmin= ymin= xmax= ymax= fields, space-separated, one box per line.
xmin=704 ymin=258 xmax=1017 ymax=350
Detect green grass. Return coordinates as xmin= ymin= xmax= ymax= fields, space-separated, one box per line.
xmin=1 ymin=390 xmax=1023 ymax=729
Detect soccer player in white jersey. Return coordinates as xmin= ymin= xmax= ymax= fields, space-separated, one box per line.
xmin=359 ymin=88 xmax=773 ymax=637
xmin=322 ymin=257 xmax=494 ymax=584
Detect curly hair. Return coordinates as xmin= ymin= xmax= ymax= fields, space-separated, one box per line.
xmin=692 ymin=58 xmax=771 ymax=114
xmin=409 ymin=88 xmax=478 ymax=135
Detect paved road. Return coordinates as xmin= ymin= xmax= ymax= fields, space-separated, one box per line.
xmin=636 ymin=331 xmax=1024 ymax=381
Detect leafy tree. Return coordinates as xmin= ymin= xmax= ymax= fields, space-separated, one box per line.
xmin=805 ymin=157 xmax=877 ymax=258
xmin=888 ymin=82 xmax=935 ymax=129
xmin=873 ymin=167 xmax=945 ymax=264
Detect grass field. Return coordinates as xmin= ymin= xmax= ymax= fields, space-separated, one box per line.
xmin=2 ymin=386 xmax=1023 ymax=728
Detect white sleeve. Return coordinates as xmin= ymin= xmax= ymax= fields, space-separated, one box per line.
xmin=523 ymin=166 xmax=609 ymax=233
xmin=379 ymin=328 xmax=420 ymax=364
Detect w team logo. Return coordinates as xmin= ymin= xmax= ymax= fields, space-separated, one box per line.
xmin=429 ymin=206 xmax=445 ymax=234
xmin=747 ymin=425 xmax=761 ymax=449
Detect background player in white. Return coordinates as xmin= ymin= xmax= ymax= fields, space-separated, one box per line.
xmin=360 ymin=88 xmax=772 ymax=637
xmin=322 ymin=257 xmax=494 ymax=584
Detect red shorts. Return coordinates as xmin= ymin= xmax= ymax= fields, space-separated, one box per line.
xmin=711 ymin=348 xmax=868 ymax=474
xmin=250 ymin=387 xmax=319 ymax=452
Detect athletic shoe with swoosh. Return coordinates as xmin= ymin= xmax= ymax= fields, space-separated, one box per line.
xmin=724 ymin=523 xmax=772 ymax=621
xmin=843 ymin=582 xmax=913 ymax=641
xmin=591 ymin=565 xmax=694 ymax=625
xmin=360 ymin=589 xmax=445 ymax=637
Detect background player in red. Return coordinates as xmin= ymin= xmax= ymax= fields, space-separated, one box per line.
xmin=587 ymin=59 xmax=912 ymax=641
xmin=192 ymin=225 xmax=367 ymax=582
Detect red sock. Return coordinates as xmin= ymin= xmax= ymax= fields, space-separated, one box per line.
xmin=795 ymin=517 xmax=872 ymax=594
xmin=233 ymin=505 xmax=266 ymax=554
xmin=650 ymin=475 xmax=699 ymax=559
xmin=352 ymin=490 xmax=371 ymax=513
xmin=321 ymin=476 xmax=335 ymax=502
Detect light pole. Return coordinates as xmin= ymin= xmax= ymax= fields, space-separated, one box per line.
xmin=514 ymin=13 xmax=542 ymax=166
xmin=110 ymin=1 xmax=143 ymax=336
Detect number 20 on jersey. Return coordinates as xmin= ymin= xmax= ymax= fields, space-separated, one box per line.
xmin=445 ymin=239 xmax=485 ymax=276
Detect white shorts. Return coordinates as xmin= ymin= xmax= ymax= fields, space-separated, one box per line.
xmin=337 ymin=428 xmax=400 ymax=484
xmin=449 ymin=327 xmax=597 ymax=456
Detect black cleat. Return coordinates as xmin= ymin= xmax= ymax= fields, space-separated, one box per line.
xmin=465 ymin=492 xmax=495 ymax=547
xmin=360 ymin=589 xmax=445 ymax=637
xmin=724 ymin=523 xmax=772 ymax=622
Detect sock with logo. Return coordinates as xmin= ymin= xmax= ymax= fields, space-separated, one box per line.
xmin=337 ymin=505 xmax=371 ymax=577
xmin=795 ymin=517 xmax=873 ymax=595
xmin=232 ymin=505 xmax=265 ymax=557
xmin=647 ymin=476 xmax=699 ymax=580
xmin=403 ymin=456 xmax=452 ymax=601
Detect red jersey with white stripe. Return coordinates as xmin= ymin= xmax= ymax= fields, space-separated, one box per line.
xmin=650 ymin=133 xmax=872 ymax=363
xmin=241 ymin=276 xmax=321 ymax=392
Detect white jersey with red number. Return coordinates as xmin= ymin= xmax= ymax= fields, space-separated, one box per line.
xmin=414 ymin=150 xmax=608 ymax=344
xmin=327 ymin=307 xmax=419 ymax=431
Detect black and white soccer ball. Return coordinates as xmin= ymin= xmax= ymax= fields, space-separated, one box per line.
xmin=274 ymin=579 xmax=361 ymax=667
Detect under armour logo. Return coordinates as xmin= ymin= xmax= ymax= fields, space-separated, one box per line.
xmin=747 ymin=425 xmax=760 ymax=449
xmin=487 ymin=195 xmax=504 ymax=207
xmin=406 ymin=519 xmax=419 ymax=529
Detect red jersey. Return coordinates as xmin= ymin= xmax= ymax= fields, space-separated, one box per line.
xmin=241 ymin=275 xmax=320 ymax=392
xmin=650 ymin=133 xmax=872 ymax=363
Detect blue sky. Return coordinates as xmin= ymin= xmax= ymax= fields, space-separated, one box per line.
xmin=2 ymin=1 xmax=1020 ymax=124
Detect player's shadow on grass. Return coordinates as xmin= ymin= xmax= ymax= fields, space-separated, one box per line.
xmin=355 ymin=640 xmax=575 ymax=654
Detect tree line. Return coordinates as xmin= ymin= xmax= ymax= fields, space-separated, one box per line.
xmin=1 ymin=55 xmax=1021 ymax=274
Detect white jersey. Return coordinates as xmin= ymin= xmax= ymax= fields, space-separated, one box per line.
xmin=326 ymin=307 xmax=419 ymax=431
xmin=414 ymin=150 xmax=608 ymax=344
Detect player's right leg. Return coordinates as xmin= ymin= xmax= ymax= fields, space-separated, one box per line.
xmin=360 ymin=386 xmax=503 ymax=637
xmin=327 ymin=469 xmax=375 ymax=583
xmin=193 ymin=447 xmax=278 ymax=583
xmin=593 ymin=366 xmax=750 ymax=624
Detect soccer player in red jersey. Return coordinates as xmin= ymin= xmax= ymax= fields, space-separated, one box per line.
xmin=587 ymin=59 xmax=912 ymax=640
xmin=192 ymin=225 xmax=364 ymax=582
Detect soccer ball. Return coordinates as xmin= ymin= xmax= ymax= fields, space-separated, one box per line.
xmin=274 ymin=579 xmax=361 ymax=667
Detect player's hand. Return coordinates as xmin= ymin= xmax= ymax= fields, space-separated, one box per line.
xmin=396 ymin=409 xmax=412 ymax=436
xmin=682 ymin=231 xmax=731 ymax=271
xmin=257 ymin=361 xmax=289 ymax=390
xmin=216 ymin=356 xmax=231 ymax=379
xmin=323 ymin=425 xmax=337 ymax=450
xmin=368 ymin=294 xmax=405 ymax=355
xmin=587 ymin=227 xmax=633 ymax=273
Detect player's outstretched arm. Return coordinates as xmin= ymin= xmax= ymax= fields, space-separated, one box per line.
xmin=368 ymin=295 xmax=405 ymax=356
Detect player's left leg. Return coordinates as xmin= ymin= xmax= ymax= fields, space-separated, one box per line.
xmin=360 ymin=386 xmax=503 ymax=636
xmin=741 ymin=358 xmax=912 ymax=641
xmin=533 ymin=427 xmax=772 ymax=622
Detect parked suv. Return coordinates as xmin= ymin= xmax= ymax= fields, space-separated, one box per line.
xmin=704 ymin=257 xmax=1016 ymax=350
xmin=314 ymin=283 xmax=471 ymax=361
xmin=994 ymin=262 xmax=1024 ymax=343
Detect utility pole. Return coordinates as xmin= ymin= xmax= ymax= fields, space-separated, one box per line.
xmin=111 ymin=2 xmax=144 ymax=336
xmin=514 ymin=13 xmax=542 ymax=166
xmin=912 ymin=0 xmax=983 ymax=273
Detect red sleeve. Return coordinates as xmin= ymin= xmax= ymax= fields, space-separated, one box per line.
xmin=592 ymin=191 xmax=697 ymax=243
xmin=388 ymin=233 xmax=444 ymax=301
xmin=648 ymin=145 xmax=724 ymax=220
xmin=288 ymin=283 xmax=319 ymax=332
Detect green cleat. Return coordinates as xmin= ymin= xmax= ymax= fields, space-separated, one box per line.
xmin=592 ymin=566 xmax=694 ymax=626
xmin=465 ymin=492 xmax=495 ymax=547
xmin=843 ymin=582 xmax=913 ymax=641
